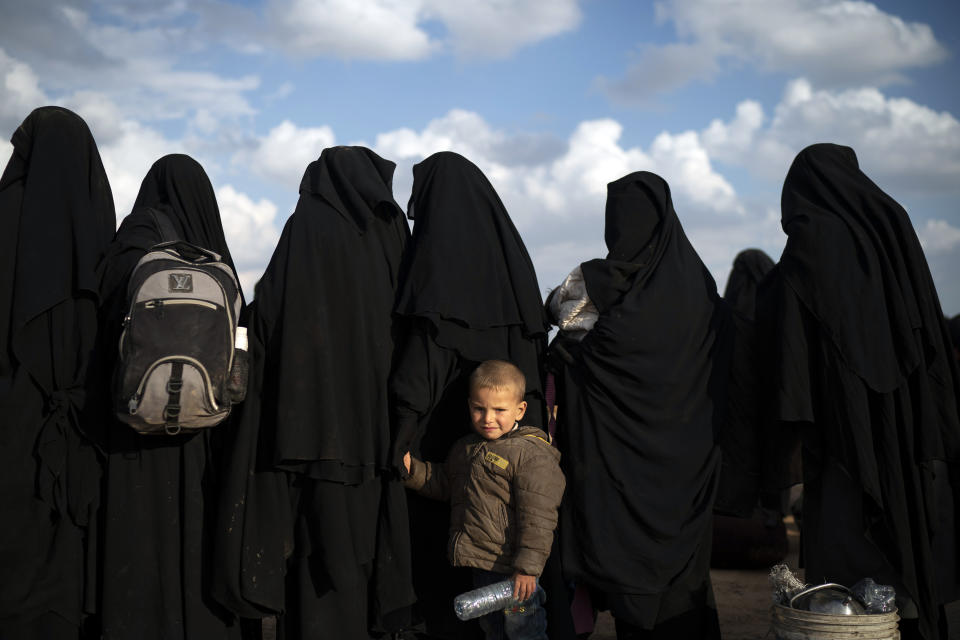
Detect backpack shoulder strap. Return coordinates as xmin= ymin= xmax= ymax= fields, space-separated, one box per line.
xmin=148 ymin=207 xmax=180 ymax=243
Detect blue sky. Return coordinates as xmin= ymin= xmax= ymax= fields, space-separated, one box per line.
xmin=2 ymin=0 xmax=958 ymax=313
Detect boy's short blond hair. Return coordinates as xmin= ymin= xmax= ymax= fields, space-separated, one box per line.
xmin=469 ymin=360 xmax=526 ymax=402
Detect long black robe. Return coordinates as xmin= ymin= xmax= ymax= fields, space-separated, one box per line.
xmin=712 ymin=249 xmax=796 ymax=570
xmin=0 ymin=107 xmax=115 ymax=638
xmin=714 ymin=249 xmax=777 ymax=515
xmin=390 ymin=151 xmax=550 ymax=639
xmin=549 ymin=172 xmax=729 ymax=636
xmin=95 ymin=154 xmax=242 ymax=640
xmin=212 ymin=146 xmax=414 ymax=639
xmin=761 ymin=144 xmax=960 ymax=640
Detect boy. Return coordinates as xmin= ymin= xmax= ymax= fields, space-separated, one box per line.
xmin=402 ymin=360 xmax=565 ymax=640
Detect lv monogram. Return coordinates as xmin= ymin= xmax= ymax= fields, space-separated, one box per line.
xmin=168 ymin=273 xmax=193 ymax=292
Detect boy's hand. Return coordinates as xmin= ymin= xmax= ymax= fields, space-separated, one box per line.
xmin=512 ymin=572 xmax=537 ymax=602
xmin=403 ymin=451 xmax=411 ymax=474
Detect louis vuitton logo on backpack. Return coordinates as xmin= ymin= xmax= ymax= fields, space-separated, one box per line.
xmin=168 ymin=273 xmax=193 ymax=292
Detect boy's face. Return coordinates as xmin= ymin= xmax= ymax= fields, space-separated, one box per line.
xmin=469 ymin=385 xmax=527 ymax=441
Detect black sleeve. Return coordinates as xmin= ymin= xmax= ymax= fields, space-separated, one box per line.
xmin=389 ymin=322 xmax=458 ymax=476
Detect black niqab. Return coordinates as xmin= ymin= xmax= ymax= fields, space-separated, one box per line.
xmin=780 ymin=144 xmax=929 ymax=394
xmin=213 ymin=147 xmax=414 ymax=637
xmin=714 ymin=248 xmax=781 ymax=516
xmin=389 ymin=152 xmax=549 ymax=639
xmin=723 ymin=249 xmax=774 ymax=321
xmin=395 ymin=151 xmax=547 ymax=362
xmin=552 ymin=172 xmax=729 ymax=601
xmin=132 ymin=154 xmax=239 ymax=268
xmin=766 ymin=143 xmax=960 ymax=640
xmin=96 ymin=154 xmax=241 ymax=640
xmin=0 ymin=106 xmax=115 ymax=633
xmin=101 ymin=154 xmax=242 ymax=296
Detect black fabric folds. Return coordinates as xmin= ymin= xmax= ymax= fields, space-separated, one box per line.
xmin=948 ymin=315 xmax=960 ymax=360
xmin=390 ymin=152 xmax=549 ymax=639
xmin=213 ymin=147 xmax=415 ymax=639
xmin=95 ymin=154 xmax=241 ymax=640
xmin=763 ymin=143 xmax=960 ymax=640
xmin=714 ymin=249 xmax=779 ymax=516
xmin=392 ymin=150 xmax=548 ymax=446
xmin=723 ymin=249 xmax=774 ymax=322
xmin=0 ymin=107 xmax=115 ymax=635
xmin=550 ymin=172 xmax=730 ymax=624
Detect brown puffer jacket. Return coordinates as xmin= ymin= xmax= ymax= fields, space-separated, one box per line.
xmin=405 ymin=425 xmax=565 ymax=577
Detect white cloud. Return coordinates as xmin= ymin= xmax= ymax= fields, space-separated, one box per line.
xmin=701 ymin=78 xmax=960 ymax=193
xmin=917 ymin=219 xmax=960 ymax=256
xmin=370 ymin=108 xmax=764 ymax=297
xmin=235 ymin=120 xmax=337 ymax=189
xmin=373 ymin=110 xmax=745 ymax=236
xmin=262 ymin=0 xmax=580 ymax=60
xmin=604 ymin=0 xmax=947 ymax=100
xmin=0 ymin=47 xmax=48 ymax=134
xmin=423 ymin=0 xmax=581 ymax=59
xmin=97 ymin=119 xmax=181 ymax=218
xmin=0 ymin=4 xmax=259 ymax=128
xmin=216 ymin=184 xmax=282 ymax=297
xmin=266 ymin=0 xmax=435 ymax=60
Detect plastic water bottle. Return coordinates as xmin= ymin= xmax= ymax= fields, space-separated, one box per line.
xmin=228 ymin=326 xmax=249 ymax=403
xmin=454 ymin=580 xmax=517 ymax=620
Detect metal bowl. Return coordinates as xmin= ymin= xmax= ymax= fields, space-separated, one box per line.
xmin=789 ymin=583 xmax=866 ymax=615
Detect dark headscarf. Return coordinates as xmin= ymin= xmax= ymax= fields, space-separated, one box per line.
xmin=780 ymin=144 xmax=936 ymax=393
xmin=714 ymin=248 xmax=780 ymax=515
xmin=395 ymin=151 xmax=547 ymax=356
xmin=95 ymin=153 xmax=244 ymax=640
xmin=768 ymin=143 xmax=960 ymax=639
xmin=213 ymin=147 xmax=414 ymax=630
xmin=553 ymin=172 xmax=730 ymax=595
xmin=100 ymin=154 xmax=241 ymax=298
xmin=0 ymin=106 xmax=115 ymax=627
xmin=723 ymin=249 xmax=775 ymax=321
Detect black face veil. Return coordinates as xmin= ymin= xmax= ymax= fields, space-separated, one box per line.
xmin=553 ymin=172 xmax=729 ymax=600
xmin=723 ymin=248 xmax=775 ymax=321
xmin=95 ymin=153 xmax=245 ymax=639
xmin=0 ymin=106 xmax=115 ymax=630
xmin=768 ymin=143 xmax=960 ymax=640
xmin=213 ymin=146 xmax=414 ymax=633
xmin=395 ymin=151 xmax=547 ymax=351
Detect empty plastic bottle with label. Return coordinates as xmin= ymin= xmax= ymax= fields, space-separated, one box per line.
xmin=454 ymin=580 xmax=517 ymax=620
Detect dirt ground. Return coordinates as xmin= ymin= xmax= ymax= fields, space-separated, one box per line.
xmin=586 ymin=517 xmax=960 ymax=639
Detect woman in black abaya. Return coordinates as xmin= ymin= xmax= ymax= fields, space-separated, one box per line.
xmin=0 ymin=107 xmax=115 ymax=639
xmin=212 ymin=146 xmax=415 ymax=640
xmin=549 ymin=172 xmax=729 ymax=639
xmin=761 ymin=144 xmax=960 ymax=640
xmin=716 ymin=249 xmax=777 ymax=515
xmin=712 ymin=249 xmax=793 ymax=569
xmin=96 ymin=154 xmax=242 ymax=640
xmin=390 ymin=151 xmax=550 ymax=639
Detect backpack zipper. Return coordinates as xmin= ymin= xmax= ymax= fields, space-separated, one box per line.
xmin=144 ymin=298 xmax=218 ymax=311
xmin=128 ymin=355 xmax=224 ymax=415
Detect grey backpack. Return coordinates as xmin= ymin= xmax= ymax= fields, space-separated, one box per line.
xmin=115 ymin=211 xmax=244 ymax=435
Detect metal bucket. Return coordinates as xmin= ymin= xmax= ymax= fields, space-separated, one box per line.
xmin=770 ymin=604 xmax=899 ymax=639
